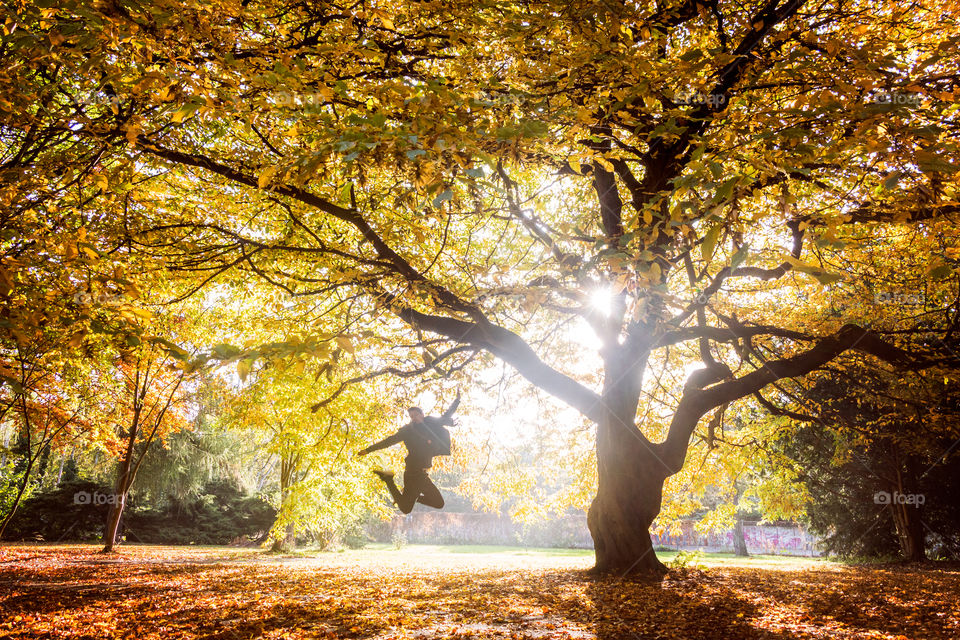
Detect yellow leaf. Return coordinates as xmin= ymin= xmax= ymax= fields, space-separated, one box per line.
xmin=125 ymin=123 xmax=141 ymax=145
xmin=336 ymin=335 xmax=355 ymax=354
xmin=594 ymin=156 xmax=615 ymax=172
xmin=258 ymin=166 xmax=279 ymax=188
xmin=124 ymin=283 xmax=142 ymax=300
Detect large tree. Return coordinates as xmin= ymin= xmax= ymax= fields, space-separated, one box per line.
xmin=4 ymin=0 xmax=959 ymax=574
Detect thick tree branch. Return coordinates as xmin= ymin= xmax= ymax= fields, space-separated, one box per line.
xmin=660 ymin=323 xmax=924 ymax=473
xmin=383 ymin=295 xmax=604 ymax=421
xmin=135 ymin=137 xmax=485 ymax=321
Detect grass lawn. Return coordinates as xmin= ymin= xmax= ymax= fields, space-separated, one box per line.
xmin=1 ymin=543 xmax=957 ymax=639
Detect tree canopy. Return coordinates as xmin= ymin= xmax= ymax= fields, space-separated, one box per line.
xmin=3 ymin=0 xmax=959 ymax=573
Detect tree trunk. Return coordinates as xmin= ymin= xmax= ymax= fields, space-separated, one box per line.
xmin=733 ymin=517 xmax=749 ymax=557
xmin=270 ymin=521 xmax=296 ymax=552
xmin=732 ymin=483 xmax=749 ymax=557
xmin=0 ymin=455 xmax=35 ymax=539
xmin=0 ymin=398 xmax=36 ymax=539
xmin=270 ymin=451 xmax=298 ymax=552
xmin=587 ymin=408 xmax=668 ymax=576
xmin=890 ymin=494 xmax=925 ymax=562
xmin=893 ymin=504 xmax=925 ymax=562
xmin=102 ymin=419 xmax=138 ymax=553
xmin=889 ymin=451 xmax=925 ymax=562
xmin=102 ymin=482 xmax=128 ymax=552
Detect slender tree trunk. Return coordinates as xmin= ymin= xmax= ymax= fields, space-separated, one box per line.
xmin=891 ymin=502 xmax=925 ymax=562
xmin=55 ymin=448 xmax=72 ymax=485
xmin=270 ymin=451 xmax=297 ymax=552
xmin=0 ymin=455 xmax=35 ymax=539
xmin=102 ymin=464 xmax=131 ymax=552
xmin=733 ymin=517 xmax=749 ymax=557
xmin=732 ymin=483 xmax=749 ymax=557
xmin=889 ymin=451 xmax=926 ymax=562
xmin=102 ymin=417 xmax=138 ymax=552
xmin=0 ymin=396 xmax=36 ymax=539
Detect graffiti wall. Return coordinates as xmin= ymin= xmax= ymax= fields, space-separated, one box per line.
xmin=652 ymin=521 xmax=821 ymax=556
xmin=368 ymin=512 xmax=594 ymax=548
xmin=367 ymin=512 xmax=821 ymax=555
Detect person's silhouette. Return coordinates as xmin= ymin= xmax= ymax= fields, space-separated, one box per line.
xmin=358 ymin=393 xmax=460 ymax=513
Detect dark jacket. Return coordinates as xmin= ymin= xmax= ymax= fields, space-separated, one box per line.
xmin=362 ymin=397 xmax=459 ymax=468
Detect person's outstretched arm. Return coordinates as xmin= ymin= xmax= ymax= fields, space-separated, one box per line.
xmin=358 ymin=429 xmax=404 ymax=456
xmin=439 ymin=392 xmax=461 ymax=425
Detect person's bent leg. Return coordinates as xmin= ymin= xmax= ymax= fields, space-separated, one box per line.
xmin=390 ymin=466 xmax=422 ymax=513
xmin=415 ymin=473 xmax=445 ymax=509
xmin=374 ymin=470 xmax=411 ymax=512
xmin=399 ymin=467 xmax=437 ymax=512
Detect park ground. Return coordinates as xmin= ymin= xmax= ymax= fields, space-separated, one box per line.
xmin=1 ymin=544 xmax=958 ymax=639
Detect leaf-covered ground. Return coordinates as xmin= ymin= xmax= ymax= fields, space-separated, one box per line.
xmin=1 ymin=544 xmax=958 ymax=639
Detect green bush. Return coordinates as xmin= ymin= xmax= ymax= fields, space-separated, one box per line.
xmin=4 ymin=478 xmax=275 ymax=545
xmin=2 ymin=479 xmax=114 ymax=542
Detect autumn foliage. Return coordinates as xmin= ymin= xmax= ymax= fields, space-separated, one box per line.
xmin=1 ymin=545 xmax=959 ymax=639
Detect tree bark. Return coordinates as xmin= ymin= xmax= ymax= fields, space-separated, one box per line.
xmin=889 ymin=454 xmax=926 ymax=562
xmin=102 ymin=402 xmax=139 ymax=553
xmin=891 ymin=502 xmax=925 ymax=562
xmin=102 ymin=456 xmax=132 ymax=552
xmin=270 ymin=451 xmax=298 ymax=552
xmin=732 ymin=483 xmax=749 ymax=557
xmin=587 ymin=446 xmax=668 ymax=576
xmin=733 ymin=517 xmax=749 ymax=557
xmin=587 ymin=353 xmax=670 ymax=577
xmin=0 ymin=396 xmax=36 ymax=539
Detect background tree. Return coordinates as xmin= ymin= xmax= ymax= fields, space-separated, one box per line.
xmin=96 ymin=306 xmax=198 ymax=552
xmin=770 ymin=364 xmax=960 ymax=560
xmin=0 ymin=356 xmax=92 ymax=538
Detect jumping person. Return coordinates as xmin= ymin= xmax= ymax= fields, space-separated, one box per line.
xmin=358 ymin=392 xmax=460 ymax=514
